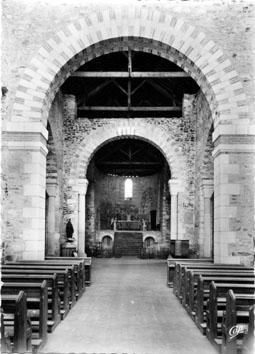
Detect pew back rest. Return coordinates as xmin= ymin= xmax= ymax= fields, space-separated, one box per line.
xmin=1 ymin=291 xmax=28 ymax=352
xmin=2 ymin=281 xmax=48 ymax=341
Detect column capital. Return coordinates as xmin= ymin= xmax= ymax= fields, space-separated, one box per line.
xmin=200 ymin=179 xmax=214 ymax=198
xmin=168 ymin=179 xmax=181 ymax=196
xmin=75 ymin=178 xmax=89 ymax=195
xmin=46 ymin=179 xmax=58 ymax=197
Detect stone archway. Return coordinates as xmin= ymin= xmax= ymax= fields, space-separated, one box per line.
xmin=4 ymin=3 xmax=252 ymax=264
xmin=10 ymin=5 xmax=247 ymax=127
xmin=67 ymin=122 xmax=186 ymax=256
xmin=69 ymin=120 xmax=187 ymax=185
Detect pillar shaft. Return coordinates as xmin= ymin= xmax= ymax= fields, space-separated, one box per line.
xmin=201 ymin=179 xmax=214 ymax=258
xmin=78 ymin=193 xmax=86 ymax=256
xmin=168 ymin=180 xmax=181 ymax=240
xmin=46 ymin=181 xmax=58 ymax=256
xmin=76 ymin=179 xmax=89 ymax=256
xmin=170 ymin=194 xmax=178 ymax=240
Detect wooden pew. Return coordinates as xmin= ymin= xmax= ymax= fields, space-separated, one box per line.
xmin=221 ymin=290 xmax=255 ymax=354
xmin=175 ymin=264 xmax=253 ymax=301
xmin=206 ymin=282 xmax=255 ymax=351
xmin=173 ymin=262 xmax=214 ymax=296
xmin=185 ymin=270 xmax=254 ymax=313
xmin=2 ymin=281 xmax=48 ymax=350
xmin=1 ymin=311 xmax=12 ymax=353
xmin=46 ymin=256 xmax=92 ymax=286
xmin=2 ymin=273 xmax=61 ymax=332
xmin=195 ymin=275 xmax=254 ymax=334
xmin=3 ymin=263 xmax=75 ymax=309
xmin=242 ymin=305 xmax=254 ymax=354
xmin=1 ymin=291 xmax=32 ymax=353
xmin=2 ymin=268 xmax=70 ymax=320
xmin=5 ymin=262 xmax=76 ymax=301
xmin=17 ymin=259 xmax=86 ymax=299
xmin=167 ymin=258 xmax=212 ymax=287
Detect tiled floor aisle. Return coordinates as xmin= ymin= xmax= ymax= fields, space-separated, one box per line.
xmin=41 ymin=258 xmax=217 ymax=354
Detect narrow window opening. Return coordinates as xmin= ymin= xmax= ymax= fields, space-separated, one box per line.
xmin=124 ymin=178 xmax=133 ymax=200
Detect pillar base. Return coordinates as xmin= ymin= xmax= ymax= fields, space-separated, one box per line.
xmin=78 ymin=251 xmax=87 ymax=257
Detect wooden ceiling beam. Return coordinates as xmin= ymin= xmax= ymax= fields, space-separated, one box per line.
xmin=72 ymin=71 xmax=189 ymax=78
xmin=78 ymin=106 xmax=182 ymax=111
xmin=98 ymin=161 xmax=162 ymax=166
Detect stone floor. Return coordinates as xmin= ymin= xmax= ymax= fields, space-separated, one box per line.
xmin=41 ymin=257 xmax=217 ymax=354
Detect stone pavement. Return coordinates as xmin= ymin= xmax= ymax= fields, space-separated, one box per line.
xmin=41 ymin=257 xmax=217 ymax=354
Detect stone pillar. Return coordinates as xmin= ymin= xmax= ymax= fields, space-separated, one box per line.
xmin=76 ymin=179 xmax=89 ymax=256
xmin=2 ymin=122 xmax=48 ymax=260
xmin=168 ymin=180 xmax=181 ymax=240
xmin=46 ymin=180 xmax=60 ymax=256
xmin=201 ymin=179 xmax=214 ymax=258
xmin=212 ymin=124 xmax=255 ymax=265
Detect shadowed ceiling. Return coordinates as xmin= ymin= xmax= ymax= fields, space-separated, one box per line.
xmin=92 ymin=138 xmax=168 ymax=177
xmin=62 ymin=50 xmax=199 ymax=118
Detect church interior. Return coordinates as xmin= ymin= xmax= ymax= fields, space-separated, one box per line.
xmin=1 ymin=0 xmax=254 ymax=353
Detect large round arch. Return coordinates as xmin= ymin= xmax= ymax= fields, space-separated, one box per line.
xmin=68 ymin=119 xmax=187 ymax=188
xmin=11 ymin=4 xmax=247 ymax=127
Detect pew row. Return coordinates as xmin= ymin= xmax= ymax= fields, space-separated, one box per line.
xmin=174 ymin=263 xmax=253 ymax=301
xmin=1 ymin=281 xmax=48 ymax=351
xmin=206 ymin=282 xmax=255 ymax=352
xmin=6 ymin=260 xmax=85 ymax=300
xmin=2 ymin=267 xmax=70 ymax=320
xmin=185 ymin=270 xmax=254 ymax=314
xmin=1 ymin=273 xmax=61 ymax=332
xmin=46 ymin=256 xmax=92 ymax=286
xmin=221 ymin=290 xmax=255 ymax=354
xmin=1 ymin=291 xmax=32 ymax=353
xmin=194 ymin=274 xmax=254 ymax=334
xmin=166 ymin=258 xmax=213 ymax=287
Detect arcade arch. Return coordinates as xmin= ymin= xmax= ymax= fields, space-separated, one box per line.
xmin=4 ymin=3 xmax=252 ymax=264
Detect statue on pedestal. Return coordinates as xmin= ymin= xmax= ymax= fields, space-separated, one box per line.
xmin=66 ymin=219 xmax=74 ymax=242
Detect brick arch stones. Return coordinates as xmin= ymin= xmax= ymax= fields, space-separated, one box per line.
xmin=12 ymin=5 xmax=247 ymax=128
xmin=69 ymin=120 xmax=186 ymax=185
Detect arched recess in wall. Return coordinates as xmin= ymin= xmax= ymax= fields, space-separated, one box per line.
xmin=11 ymin=4 xmax=247 ymax=129
xmin=101 ymin=236 xmax=113 ymax=248
xmin=144 ymin=237 xmax=155 ymax=247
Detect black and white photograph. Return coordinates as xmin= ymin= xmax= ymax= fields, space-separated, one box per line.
xmin=1 ymin=0 xmax=254 ymax=353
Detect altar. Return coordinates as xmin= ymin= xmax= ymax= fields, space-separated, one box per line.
xmin=116 ymin=220 xmax=142 ymax=231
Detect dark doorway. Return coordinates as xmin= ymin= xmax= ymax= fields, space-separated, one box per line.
xmin=150 ymin=210 xmax=157 ymax=230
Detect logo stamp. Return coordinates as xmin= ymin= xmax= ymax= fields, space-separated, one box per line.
xmin=228 ymin=325 xmax=247 ymax=341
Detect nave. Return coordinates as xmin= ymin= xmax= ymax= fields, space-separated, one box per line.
xmin=41 ymin=258 xmax=217 ymax=354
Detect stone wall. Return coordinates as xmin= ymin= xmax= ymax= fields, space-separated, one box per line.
xmin=86 ymin=168 xmax=165 ymax=236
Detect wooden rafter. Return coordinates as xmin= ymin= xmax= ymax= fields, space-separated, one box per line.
xmin=98 ymin=161 xmax=161 ymax=166
xmin=78 ymin=106 xmax=182 ymax=111
xmin=72 ymin=71 xmax=189 ymax=78
xmin=112 ymin=80 xmax=128 ymax=96
xmin=147 ymin=80 xmax=173 ymax=101
xmin=87 ymin=80 xmax=113 ymax=98
xmin=131 ymin=80 xmax=146 ymax=96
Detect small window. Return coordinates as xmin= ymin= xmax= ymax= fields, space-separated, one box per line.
xmin=124 ymin=178 xmax=133 ymax=199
